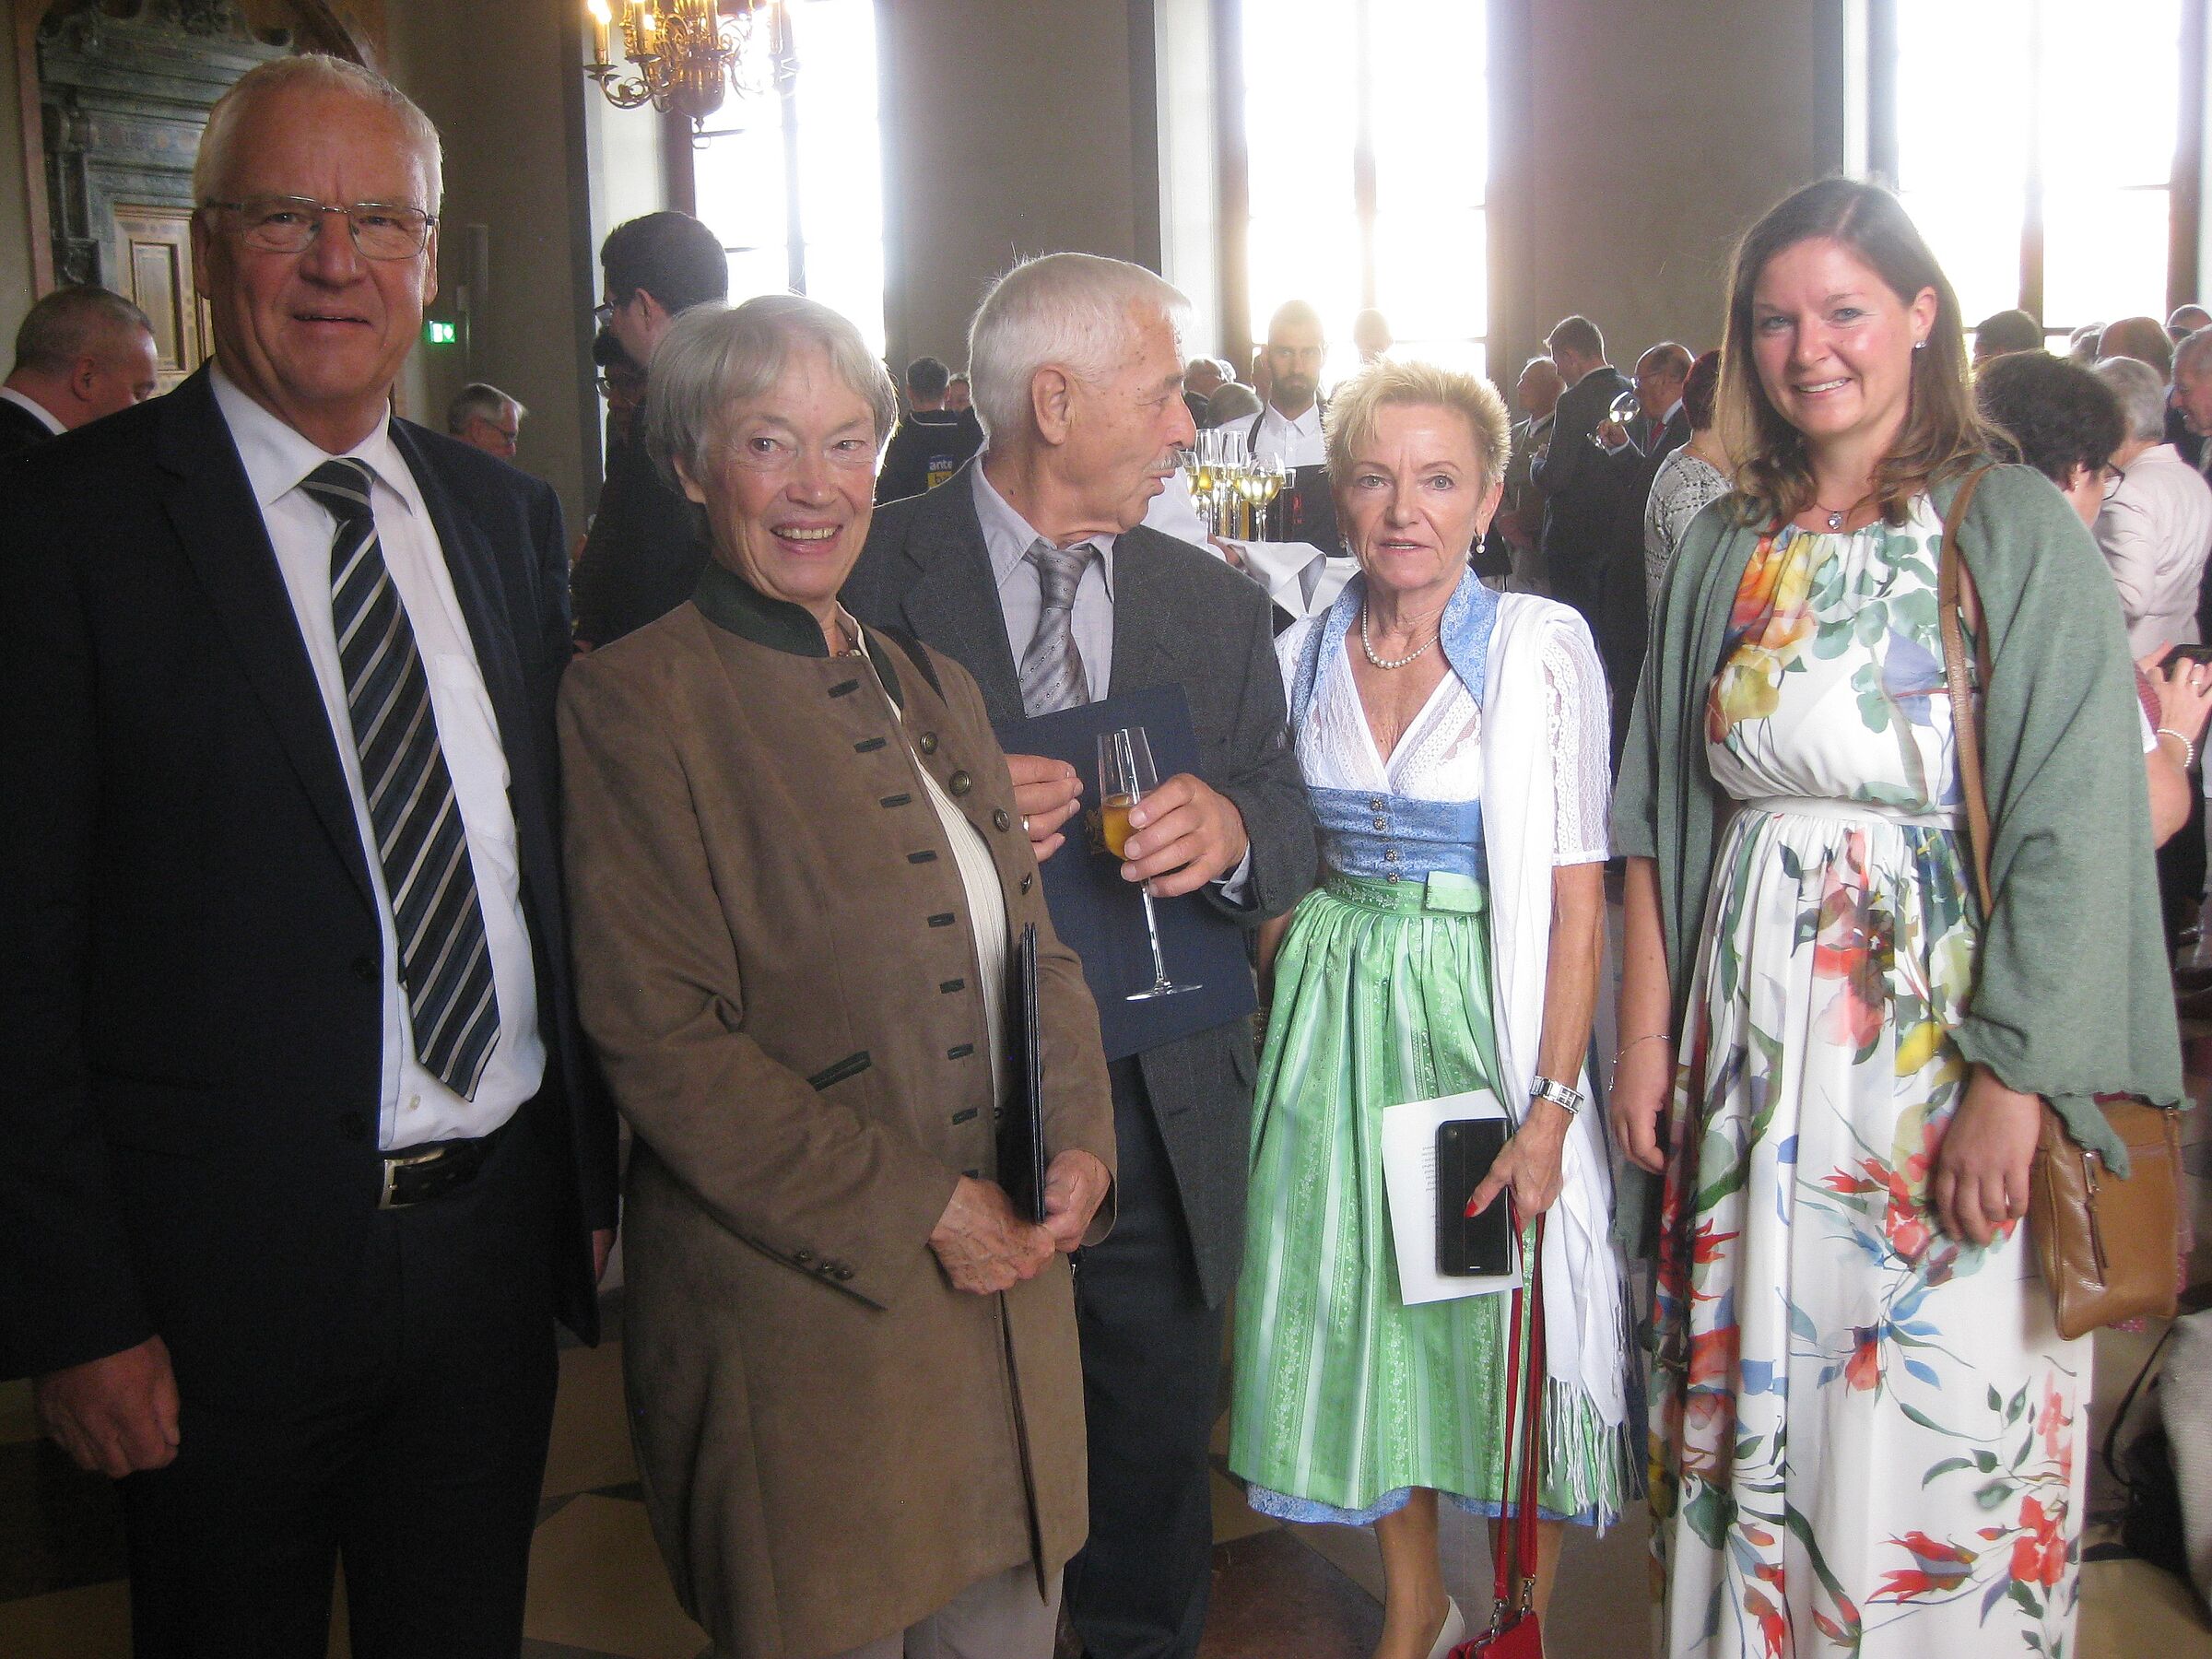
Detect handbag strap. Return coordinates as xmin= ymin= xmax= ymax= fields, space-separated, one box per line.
xmin=1492 ymin=1211 xmax=1547 ymax=1617
xmin=1936 ymin=466 xmax=1997 ymax=916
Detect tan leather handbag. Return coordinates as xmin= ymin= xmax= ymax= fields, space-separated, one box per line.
xmin=1937 ymin=466 xmax=2181 ymax=1341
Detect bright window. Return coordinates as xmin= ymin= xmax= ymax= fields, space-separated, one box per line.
xmin=688 ymin=0 xmax=886 ymax=355
xmin=1241 ymin=0 xmax=1487 ymax=383
xmin=1885 ymin=0 xmax=2183 ymax=337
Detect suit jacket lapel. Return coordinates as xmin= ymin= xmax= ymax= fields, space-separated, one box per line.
xmin=1106 ymin=532 xmax=1180 ymax=696
xmin=896 ymin=461 xmax=1025 ymax=725
xmin=158 ymin=370 xmax=377 ymax=913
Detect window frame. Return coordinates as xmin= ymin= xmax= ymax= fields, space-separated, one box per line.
xmin=1861 ymin=0 xmax=2207 ymax=329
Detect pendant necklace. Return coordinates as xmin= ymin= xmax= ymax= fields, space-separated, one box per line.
xmin=1360 ymin=605 xmax=1439 ymax=670
xmin=1812 ymin=493 xmax=1873 ymax=532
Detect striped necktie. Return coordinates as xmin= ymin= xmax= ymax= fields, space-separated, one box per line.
xmin=304 ymin=458 xmax=500 ymax=1100
xmin=1018 ymin=538 xmax=1097 ymax=715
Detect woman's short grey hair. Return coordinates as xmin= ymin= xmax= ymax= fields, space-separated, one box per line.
xmin=1324 ymin=358 xmax=1512 ymax=492
xmin=967 ymin=253 xmax=1192 ymax=441
xmin=2093 ymin=354 xmax=2169 ymax=444
xmin=644 ymin=294 xmax=900 ymax=492
xmin=194 ymin=55 xmax=442 ymax=210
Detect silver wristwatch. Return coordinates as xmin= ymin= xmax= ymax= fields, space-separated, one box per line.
xmin=1529 ymin=1076 xmax=1584 ymax=1117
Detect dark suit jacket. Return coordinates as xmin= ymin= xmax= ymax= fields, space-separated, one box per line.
xmin=1528 ymin=364 xmax=1632 ymax=619
xmin=0 ymin=368 xmax=618 ymax=1399
xmin=843 ymin=461 xmax=1317 ymax=1304
xmin=0 ymin=394 xmax=55 ymax=459
xmin=571 ymin=427 xmax=709 ymax=647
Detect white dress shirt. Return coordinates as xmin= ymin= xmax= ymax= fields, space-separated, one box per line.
xmin=210 ymin=367 xmax=544 ymax=1150
xmin=1218 ymin=399 xmax=1350 ymax=618
xmin=2094 ymin=442 xmax=2212 ymax=653
xmin=0 ymin=384 xmax=65 ymax=436
xmin=972 ymin=460 xmax=1252 ymax=900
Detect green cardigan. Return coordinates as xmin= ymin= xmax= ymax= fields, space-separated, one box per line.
xmin=1613 ymin=465 xmax=2183 ymax=1245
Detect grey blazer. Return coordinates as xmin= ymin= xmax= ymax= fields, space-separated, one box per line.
xmin=844 ymin=461 xmax=1317 ymax=1305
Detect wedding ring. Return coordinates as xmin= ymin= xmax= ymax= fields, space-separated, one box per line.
xmin=1021 ymin=815 xmax=1031 ymax=836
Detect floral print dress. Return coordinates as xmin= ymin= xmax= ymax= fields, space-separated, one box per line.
xmin=1649 ymin=499 xmax=2087 ymax=1658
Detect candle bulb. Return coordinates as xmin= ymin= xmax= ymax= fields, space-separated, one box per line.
xmin=587 ymin=0 xmax=611 ymax=65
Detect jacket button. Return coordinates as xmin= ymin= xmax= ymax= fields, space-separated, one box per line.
xmin=919 ymin=733 xmax=938 ymax=755
xmin=831 ymin=1265 xmax=855 ymax=1282
xmin=794 ymin=1249 xmax=814 ymax=1266
xmin=948 ymin=771 xmax=972 ymax=796
xmin=1372 ymin=817 xmax=1388 ymax=830
xmin=1020 ymin=873 xmax=1033 ymax=894
xmin=1369 ymin=796 xmax=1384 ymax=811
xmin=338 ymin=1112 xmax=370 ymax=1143
xmin=993 ymin=808 xmax=1010 ymax=831
xmin=349 ymin=954 xmax=377 ymax=984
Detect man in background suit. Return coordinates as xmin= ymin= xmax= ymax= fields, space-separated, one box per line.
xmin=0 ymin=284 xmax=159 ymax=456
xmin=0 ymin=55 xmax=617 ymax=1658
xmin=845 ymin=253 xmax=1315 ymax=1659
xmin=1528 ymin=314 xmax=1631 ymax=649
xmin=1594 ymin=340 xmax=1693 ymax=756
xmin=570 ymin=210 xmax=728 ymax=648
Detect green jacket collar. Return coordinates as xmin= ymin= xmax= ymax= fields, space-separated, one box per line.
xmin=693 ymin=558 xmax=904 ymax=706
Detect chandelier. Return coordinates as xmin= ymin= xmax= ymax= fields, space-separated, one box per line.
xmin=584 ymin=0 xmax=795 ymax=129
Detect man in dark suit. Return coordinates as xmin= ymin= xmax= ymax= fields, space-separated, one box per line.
xmin=0 ymin=55 xmax=617 ymax=1658
xmin=0 ymin=283 xmax=159 ymax=456
xmin=1594 ymin=341 xmax=1693 ymax=757
xmin=1528 ymin=314 xmax=1631 ymax=643
xmin=570 ymin=211 xmax=728 ymax=648
xmin=845 ymin=253 xmax=1315 ymax=1659
xmin=874 ymin=353 xmax=983 ymax=503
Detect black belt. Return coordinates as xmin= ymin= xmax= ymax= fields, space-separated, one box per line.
xmin=378 ymin=1120 xmax=510 ymax=1210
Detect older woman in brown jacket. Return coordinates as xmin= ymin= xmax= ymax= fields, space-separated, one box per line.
xmin=559 ymin=294 xmax=1116 ymax=1659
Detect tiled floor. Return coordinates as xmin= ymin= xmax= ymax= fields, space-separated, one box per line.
xmin=7 ymin=1056 xmax=2212 ymax=1656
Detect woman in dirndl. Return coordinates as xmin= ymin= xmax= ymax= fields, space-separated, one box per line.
xmin=1228 ymin=356 xmax=1636 ymax=1659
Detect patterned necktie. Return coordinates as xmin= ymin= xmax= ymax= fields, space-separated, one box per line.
xmin=303 ymin=458 xmax=500 ymax=1100
xmin=1018 ymin=537 xmax=1098 ymax=715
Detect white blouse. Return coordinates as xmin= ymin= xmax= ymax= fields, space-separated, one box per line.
xmin=1276 ymin=617 xmax=1615 ymax=865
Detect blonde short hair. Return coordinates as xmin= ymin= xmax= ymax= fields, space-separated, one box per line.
xmin=1323 ymin=358 xmax=1512 ymax=491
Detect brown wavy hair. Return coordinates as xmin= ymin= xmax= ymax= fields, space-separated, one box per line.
xmin=1718 ymin=178 xmax=1993 ymax=527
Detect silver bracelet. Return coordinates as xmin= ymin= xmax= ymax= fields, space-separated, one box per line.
xmin=1529 ymin=1076 xmax=1584 ymax=1117
xmin=2156 ymin=727 xmax=2197 ymax=771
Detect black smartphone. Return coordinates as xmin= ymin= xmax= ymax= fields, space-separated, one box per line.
xmin=1436 ymin=1118 xmax=1513 ymax=1277
xmin=2168 ymin=643 xmax=2212 ymax=665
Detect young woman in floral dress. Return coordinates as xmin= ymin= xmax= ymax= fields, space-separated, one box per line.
xmin=1611 ymin=178 xmax=2183 ymax=1658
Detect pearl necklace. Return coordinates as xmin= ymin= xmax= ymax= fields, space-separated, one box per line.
xmin=1360 ymin=605 xmax=1439 ymax=670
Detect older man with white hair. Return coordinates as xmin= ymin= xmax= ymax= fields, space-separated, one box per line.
xmin=0 ymin=53 xmax=616 ymax=1658
xmin=846 ymin=252 xmax=1314 ymax=1659
xmin=2094 ymin=352 xmax=2212 ymax=653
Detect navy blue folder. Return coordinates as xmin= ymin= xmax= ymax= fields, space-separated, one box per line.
xmin=995 ymin=684 xmax=1258 ymax=1062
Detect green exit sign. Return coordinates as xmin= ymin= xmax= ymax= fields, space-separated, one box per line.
xmin=425 ymin=320 xmax=457 ymax=346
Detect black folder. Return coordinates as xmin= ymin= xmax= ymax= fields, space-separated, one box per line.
xmin=994 ymin=684 xmax=1259 ymax=1061
xmin=1000 ymin=922 xmax=1048 ymax=1224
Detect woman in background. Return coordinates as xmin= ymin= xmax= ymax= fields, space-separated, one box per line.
xmin=1641 ymin=348 xmax=1730 ymax=606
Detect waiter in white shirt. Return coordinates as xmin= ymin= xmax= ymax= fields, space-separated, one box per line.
xmin=1212 ymin=300 xmax=1355 ymax=621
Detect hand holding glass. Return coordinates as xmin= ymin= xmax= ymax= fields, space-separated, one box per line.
xmin=1097 ymin=726 xmax=1201 ymax=1001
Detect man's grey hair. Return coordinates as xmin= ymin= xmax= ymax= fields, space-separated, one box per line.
xmin=447 ymin=382 xmax=524 ymax=435
xmin=194 ymin=54 xmax=443 ymax=212
xmin=11 ymin=286 xmax=153 ymax=377
xmin=644 ymin=294 xmax=898 ymax=493
xmin=2176 ymin=326 xmax=2212 ymax=382
xmin=967 ymin=253 xmax=1192 ymax=441
xmin=2094 ymin=354 xmax=2169 ymax=443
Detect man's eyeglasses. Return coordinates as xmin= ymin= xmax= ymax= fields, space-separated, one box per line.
xmin=203 ymin=195 xmax=435 ymax=261
xmin=594 ymin=301 xmax=622 ymax=329
xmin=2101 ymin=465 xmax=2126 ymax=502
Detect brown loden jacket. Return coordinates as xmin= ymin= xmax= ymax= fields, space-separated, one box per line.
xmin=559 ymin=561 xmax=1115 ymax=1659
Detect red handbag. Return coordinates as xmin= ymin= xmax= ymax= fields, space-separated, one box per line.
xmin=1451 ymin=1214 xmax=1547 ymax=1659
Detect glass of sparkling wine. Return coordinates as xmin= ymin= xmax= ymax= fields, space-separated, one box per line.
xmin=1097 ymin=725 xmax=1201 ymax=1001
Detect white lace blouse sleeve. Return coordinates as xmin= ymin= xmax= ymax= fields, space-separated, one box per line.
xmin=1543 ymin=619 xmax=1613 ymax=865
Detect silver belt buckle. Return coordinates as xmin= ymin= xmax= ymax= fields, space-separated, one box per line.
xmin=378 ymin=1144 xmax=444 ymax=1210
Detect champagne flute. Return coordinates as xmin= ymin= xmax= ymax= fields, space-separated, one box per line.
xmin=1596 ymin=388 xmax=1642 ymax=450
xmin=1096 ymin=726 xmax=1201 ymax=1001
